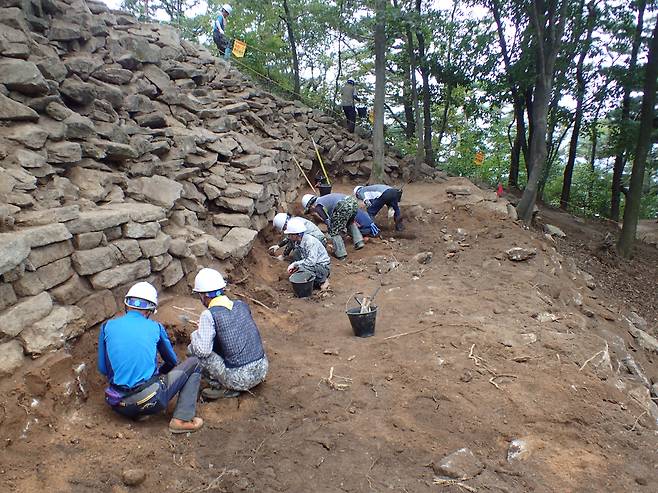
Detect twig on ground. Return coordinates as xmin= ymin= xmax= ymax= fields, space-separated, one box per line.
xmin=234 ymin=274 xmax=249 ymax=284
xmin=578 ymin=341 xmax=610 ymax=372
xmin=232 ymin=291 xmax=273 ymax=311
xmin=629 ymin=411 xmax=647 ymax=432
xmin=468 ymin=344 xmax=517 ymax=391
xmin=322 ymin=366 xmax=352 ymax=391
xmin=382 ymin=327 xmax=429 ymax=340
xmin=247 ymin=439 xmax=266 ymax=464
xmin=433 ymin=477 xmax=477 ymax=492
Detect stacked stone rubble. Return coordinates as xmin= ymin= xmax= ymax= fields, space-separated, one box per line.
xmin=0 ymin=0 xmax=419 ymax=375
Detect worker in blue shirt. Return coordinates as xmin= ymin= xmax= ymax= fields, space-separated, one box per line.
xmin=212 ymin=4 xmax=232 ymax=59
xmin=98 ymin=282 xmax=204 ymax=434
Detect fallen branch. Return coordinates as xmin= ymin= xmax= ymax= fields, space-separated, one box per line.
xmin=433 ymin=477 xmax=477 ymax=492
xmin=578 ymin=341 xmax=610 ymax=372
xmin=232 ymin=291 xmax=273 ymax=312
xmin=468 ymin=344 xmax=517 ymax=391
xmin=382 ymin=327 xmax=429 ymax=341
xmin=172 ymin=306 xmax=201 ymax=318
xmin=322 ymin=366 xmax=352 ymax=391
xmin=629 ymin=411 xmax=647 ymax=432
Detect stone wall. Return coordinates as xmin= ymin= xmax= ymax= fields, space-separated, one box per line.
xmin=0 ymin=0 xmax=422 ymax=375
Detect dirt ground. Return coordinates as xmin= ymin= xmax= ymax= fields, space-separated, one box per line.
xmin=1 ymin=179 xmax=657 ymax=493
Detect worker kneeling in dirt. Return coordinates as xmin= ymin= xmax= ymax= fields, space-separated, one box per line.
xmin=269 ymin=212 xmax=327 ymax=260
xmin=302 ymin=192 xmax=364 ymax=259
xmin=354 ymin=184 xmax=403 ymax=231
xmin=188 ymin=268 xmax=269 ymax=401
xmin=98 ymin=282 xmax=204 ymax=434
xmin=284 ymin=217 xmax=331 ymax=290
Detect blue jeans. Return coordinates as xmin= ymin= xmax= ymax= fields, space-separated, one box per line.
xmin=110 ymin=358 xmax=201 ymax=421
xmin=367 ymin=188 xmax=402 ymax=220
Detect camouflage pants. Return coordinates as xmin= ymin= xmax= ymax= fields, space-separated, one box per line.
xmin=200 ymin=353 xmax=268 ymax=391
xmin=328 ymin=197 xmax=358 ymax=237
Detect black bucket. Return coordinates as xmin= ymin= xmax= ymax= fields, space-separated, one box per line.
xmin=290 ymin=271 xmax=315 ymax=298
xmin=357 ymin=106 xmax=368 ymax=118
xmin=318 ymin=183 xmax=332 ymax=196
xmin=346 ymin=306 xmax=377 ymax=337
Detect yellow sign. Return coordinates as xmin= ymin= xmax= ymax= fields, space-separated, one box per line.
xmin=474 ymin=151 xmax=485 ymax=166
xmin=232 ymin=39 xmax=247 ymax=58
xmin=368 ymin=109 xmax=375 ymax=124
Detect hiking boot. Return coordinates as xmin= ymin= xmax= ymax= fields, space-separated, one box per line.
xmin=169 ymin=416 xmax=204 ymax=434
xmin=395 ymin=219 xmax=404 ymax=232
xmin=202 ymin=387 xmax=240 ymax=401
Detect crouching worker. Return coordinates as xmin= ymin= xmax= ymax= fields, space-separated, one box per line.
xmin=354 ymin=184 xmax=404 ymax=231
xmin=284 ymin=217 xmax=331 ymax=290
xmin=98 ymin=282 xmax=203 ymax=434
xmin=302 ymin=192 xmax=364 ymax=259
xmin=188 ymin=268 xmax=268 ymax=401
xmin=269 ymin=212 xmax=326 ymax=260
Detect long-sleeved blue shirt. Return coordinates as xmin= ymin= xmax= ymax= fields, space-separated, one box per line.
xmin=311 ymin=193 xmax=348 ymax=225
xmin=97 ymin=311 xmax=178 ymax=390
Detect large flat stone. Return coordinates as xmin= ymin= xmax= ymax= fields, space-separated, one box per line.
xmin=0 ymin=283 xmax=17 ymax=312
xmin=162 ymin=259 xmax=183 ymax=287
xmin=139 ymin=233 xmax=171 ymax=258
xmin=71 ymin=246 xmax=118 ymax=276
xmin=90 ymin=260 xmax=151 ymax=290
xmin=0 ymin=291 xmax=53 ymax=338
xmin=123 ymin=221 xmax=160 ymax=239
xmin=0 ymin=340 xmax=25 ymax=377
xmin=213 ymin=213 xmax=251 ymax=228
xmin=0 ymin=233 xmax=30 ymax=276
xmin=103 ymin=203 xmax=167 ymax=223
xmin=76 ymin=290 xmax=118 ymax=329
xmin=110 ymin=239 xmax=142 ymax=263
xmin=20 ymin=306 xmax=86 ymax=355
xmin=215 ymin=196 xmax=254 ymax=215
xmin=127 ymin=176 xmax=183 ymax=209
xmin=15 ymin=205 xmax=80 ymax=227
xmin=207 ymin=227 xmax=258 ymax=260
xmin=14 ymin=257 xmax=73 ymax=295
xmin=432 ymin=448 xmax=484 ymax=480
xmin=17 ymin=223 xmax=72 ymax=248
xmin=0 ymin=59 xmax=49 ymax=95
xmin=50 ymin=274 xmax=92 ymax=305
xmin=27 ymin=240 xmax=74 ymax=269
xmin=66 ymin=209 xmax=130 ymax=234
xmin=0 ymin=92 xmax=39 ymax=121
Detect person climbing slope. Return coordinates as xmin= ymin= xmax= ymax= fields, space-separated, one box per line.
xmin=98 ymin=282 xmax=204 ymax=434
xmin=284 ymin=217 xmax=331 ymax=290
xmin=268 ymin=212 xmax=327 ymax=260
xmin=341 ymin=79 xmax=360 ymax=133
xmin=212 ymin=4 xmax=232 ymax=59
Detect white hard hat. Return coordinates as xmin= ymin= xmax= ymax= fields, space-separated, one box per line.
xmin=125 ymin=281 xmax=158 ymax=310
xmin=222 ymin=4 xmax=232 ymax=14
xmin=273 ymin=212 xmax=289 ymax=231
xmin=301 ymin=194 xmax=317 ymax=211
xmin=193 ymin=268 xmax=227 ymax=293
xmin=353 ymin=186 xmax=363 ymax=196
xmin=284 ymin=217 xmax=306 ymax=234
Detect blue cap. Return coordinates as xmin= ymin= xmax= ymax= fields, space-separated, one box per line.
xmin=125 ymin=297 xmax=156 ymax=311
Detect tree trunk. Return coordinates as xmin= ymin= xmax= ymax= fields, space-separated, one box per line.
xmin=618 ymin=15 xmax=658 ymax=258
xmin=416 ymin=0 xmax=434 ymax=166
xmin=282 ymin=0 xmax=300 ymax=97
xmin=611 ymin=0 xmax=646 ymax=221
xmin=333 ymin=0 xmax=344 ymax=106
xmin=405 ymin=25 xmax=424 ymax=166
xmin=560 ymin=2 xmax=596 ymax=210
xmin=402 ymin=73 xmax=416 ymax=139
xmin=516 ymin=0 xmax=568 ymax=223
xmin=437 ymin=83 xmax=453 ymax=150
xmin=370 ymin=0 xmax=387 ymax=182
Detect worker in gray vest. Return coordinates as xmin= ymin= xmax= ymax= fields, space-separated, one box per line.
xmin=341 ymin=79 xmax=360 ymax=133
xmin=188 ymin=268 xmax=268 ymax=400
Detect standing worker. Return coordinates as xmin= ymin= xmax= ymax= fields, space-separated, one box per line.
xmin=98 ymin=282 xmax=204 ymax=434
xmin=212 ymin=4 xmax=232 ymax=59
xmin=188 ymin=268 xmax=269 ymax=401
xmin=354 ymin=184 xmax=404 ymax=231
xmin=284 ymin=217 xmax=331 ymax=290
xmin=302 ymin=192 xmax=364 ymax=259
xmin=269 ymin=212 xmax=327 ymax=260
xmin=341 ymin=79 xmax=360 ymax=133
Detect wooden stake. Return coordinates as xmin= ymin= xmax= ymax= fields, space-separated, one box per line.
xmin=292 ymin=155 xmax=318 ymax=193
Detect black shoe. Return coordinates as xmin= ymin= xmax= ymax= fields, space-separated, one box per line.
xmin=202 ymin=387 xmax=240 ymax=400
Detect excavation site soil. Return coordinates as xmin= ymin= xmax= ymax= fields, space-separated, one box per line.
xmin=1 ymin=180 xmax=657 ymax=493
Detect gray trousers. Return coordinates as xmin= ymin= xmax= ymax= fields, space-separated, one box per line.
xmin=200 ymin=354 xmax=269 ymax=391
xmin=297 ymin=263 xmax=330 ymax=287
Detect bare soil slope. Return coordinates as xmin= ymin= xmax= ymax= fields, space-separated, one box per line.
xmin=1 ymin=180 xmax=657 ymax=493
